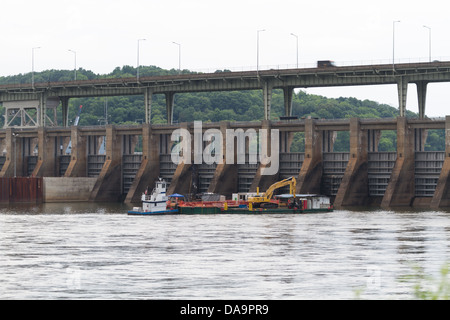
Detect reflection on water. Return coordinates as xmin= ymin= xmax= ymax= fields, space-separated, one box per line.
xmin=0 ymin=203 xmax=449 ymax=299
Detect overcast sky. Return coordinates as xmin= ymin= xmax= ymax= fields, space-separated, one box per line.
xmin=1 ymin=0 xmax=449 ymax=117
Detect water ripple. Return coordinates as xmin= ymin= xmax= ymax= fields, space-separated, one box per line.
xmin=0 ymin=204 xmax=449 ymax=299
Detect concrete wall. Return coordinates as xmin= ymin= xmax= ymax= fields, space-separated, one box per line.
xmin=43 ymin=177 xmax=97 ymax=202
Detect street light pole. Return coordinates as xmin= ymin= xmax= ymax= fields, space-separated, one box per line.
xmin=392 ymin=20 xmax=400 ymax=71
xmin=290 ymin=33 xmax=299 ymax=68
xmin=172 ymin=42 xmax=181 ymax=74
xmin=68 ymin=49 xmax=77 ymax=80
xmin=423 ymin=25 xmax=431 ymax=62
xmin=32 ymin=47 xmax=41 ymax=87
xmin=257 ymin=29 xmax=265 ymax=73
xmin=137 ymin=38 xmax=146 ymax=81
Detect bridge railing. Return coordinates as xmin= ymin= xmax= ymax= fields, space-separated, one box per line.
xmin=189 ymin=56 xmax=450 ymax=73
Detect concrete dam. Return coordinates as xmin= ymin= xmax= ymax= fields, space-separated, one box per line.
xmin=1 ymin=116 xmax=450 ymax=210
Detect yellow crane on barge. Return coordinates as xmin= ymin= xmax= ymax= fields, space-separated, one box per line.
xmin=248 ymin=176 xmax=297 ymax=209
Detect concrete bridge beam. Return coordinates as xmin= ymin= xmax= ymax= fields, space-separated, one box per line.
xmin=397 ymin=78 xmax=429 ymax=119
xmin=283 ymin=87 xmax=294 ymax=117
xmin=397 ymin=77 xmax=408 ymax=117
xmin=165 ymin=92 xmax=175 ymax=124
xmin=263 ymin=81 xmax=273 ymax=120
xmin=61 ymin=97 xmax=70 ymax=127
xmin=416 ymin=81 xmax=428 ymax=119
xmin=144 ymin=88 xmax=153 ymax=124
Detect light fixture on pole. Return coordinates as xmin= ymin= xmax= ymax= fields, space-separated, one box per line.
xmin=32 ymin=47 xmax=41 ymax=88
xmin=392 ymin=20 xmax=400 ymax=71
xmin=423 ymin=25 xmax=431 ymax=62
xmin=172 ymin=42 xmax=181 ymax=74
xmin=137 ymin=38 xmax=146 ymax=81
xmin=290 ymin=33 xmax=299 ymax=68
xmin=257 ymin=29 xmax=266 ymax=73
xmin=68 ymin=49 xmax=77 ymax=80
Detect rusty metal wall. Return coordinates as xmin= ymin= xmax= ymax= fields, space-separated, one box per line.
xmin=0 ymin=177 xmax=43 ymax=204
xmin=0 ymin=178 xmax=8 ymax=203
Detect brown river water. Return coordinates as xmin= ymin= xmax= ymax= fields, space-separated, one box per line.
xmin=1 ymin=202 xmax=449 ymax=299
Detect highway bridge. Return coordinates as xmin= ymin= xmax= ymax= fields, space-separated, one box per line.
xmin=1 ymin=61 xmax=450 ymax=127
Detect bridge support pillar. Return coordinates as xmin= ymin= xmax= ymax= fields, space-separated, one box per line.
xmin=125 ymin=124 xmax=161 ymax=204
xmin=165 ymin=92 xmax=175 ymax=124
xmin=334 ymin=118 xmax=369 ymax=208
xmin=144 ymin=88 xmax=153 ymax=124
xmin=416 ymin=81 xmax=428 ymax=119
xmin=283 ymin=87 xmax=294 ymax=116
xmin=263 ymin=81 xmax=273 ymax=120
xmin=38 ymin=93 xmax=46 ymax=127
xmin=396 ymin=79 xmax=428 ymax=119
xmin=381 ymin=117 xmax=415 ymax=208
xmin=64 ymin=127 xmax=87 ymax=177
xmin=61 ymin=97 xmax=69 ymax=127
xmin=89 ymin=126 xmax=122 ymax=202
xmin=297 ymin=118 xmax=323 ymax=194
xmin=431 ymin=116 xmax=450 ymax=208
xmin=397 ymin=77 xmax=408 ymax=117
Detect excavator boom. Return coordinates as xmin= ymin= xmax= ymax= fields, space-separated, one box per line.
xmin=248 ymin=176 xmax=296 ymax=208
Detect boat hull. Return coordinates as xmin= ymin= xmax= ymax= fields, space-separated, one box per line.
xmin=128 ymin=206 xmax=332 ymax=215
xmin=180 ymin=207 xmax=332 ymax=214
xmin=127 ymin=209 xmax=179 ymax=215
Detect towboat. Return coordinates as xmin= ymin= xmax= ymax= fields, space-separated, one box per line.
xmin=127 ymin=179 xmax=178 ymax=215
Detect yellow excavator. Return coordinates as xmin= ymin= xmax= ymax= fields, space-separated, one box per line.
xmin=248 ymin=176 xmax=297 ymax=209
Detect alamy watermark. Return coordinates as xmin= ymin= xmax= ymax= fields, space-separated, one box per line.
xmin=170 ymin=121 xmax=279 ymax=175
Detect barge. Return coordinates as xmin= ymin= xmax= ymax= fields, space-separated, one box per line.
xmin=128 ymin=177 xmax=333 ymax=216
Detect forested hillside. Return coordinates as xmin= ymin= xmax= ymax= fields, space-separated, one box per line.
xmin=0 ymin=66 xmax=444 ymax=151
